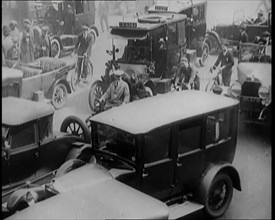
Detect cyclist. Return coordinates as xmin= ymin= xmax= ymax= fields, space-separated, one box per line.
xmin=74 ymin=24 xmax=93 ymax=83
xmin=210 ymin=44 xmax=234 ymax=87
xmin=174 ymin=57 xmax=200 ymax=90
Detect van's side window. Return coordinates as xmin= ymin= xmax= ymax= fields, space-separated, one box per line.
xmin=206 ymin=110 xmax=231 ymax=145
xmin=144 ymin=126 xmax=171 ymax=163
xmin=178 ymin=120 xmax=201 ymax=154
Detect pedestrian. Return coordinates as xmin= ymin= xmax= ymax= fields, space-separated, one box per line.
xmin=19 ymin=31 xmax=35 ymax=64
xmin=2 ymin=25 xmax=14 ymax=60
xmin=61 ymin=4 xmax=75 ymax=34
xmin=210 ymin=44 xmax=234 ymax=87
xmin=38 ymin=26 xmax=52 ymax=58
xmin=98 ymin=1 xmax=109 ymax=33
xmin=175 ymin=57 xmax=200 ymax=90
xmin=253 ymin=10 xmax=266 ymax=25
xmin=9 ymin=20 xmax=21 ymax=44
xmin=74 ymin=24 xmax=93 ymax=82
xmin=238 ymin=23 xmax=248 ymax=50
xmin=99 ymin=70 xmax=130 ymax=106
xmin=256 ymin=31 xmax=271 ymax=46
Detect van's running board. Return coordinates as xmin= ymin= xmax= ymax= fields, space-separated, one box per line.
xmin=168 ymin=201 xmax=204 ymax=219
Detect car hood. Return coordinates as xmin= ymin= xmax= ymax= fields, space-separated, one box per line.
xmin=237 ymin=62 xmax=271 ymax=87
xmin=7 ymin=163 xmax=169 ymax=219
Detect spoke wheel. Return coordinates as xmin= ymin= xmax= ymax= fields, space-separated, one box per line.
xmin=51 ymin=38 xmax=61 ymax=58
xmin=204 ymin=173 xmax=233 ymax=218
xmin=60 ymin=115 xmax=91 ymax=141
xmin=88 ymin=81 xmax=106 ymax=112
xmin=52 ymin=83 xmax=68 ymax=110
xmin=199 ymin=42 xmax=210 ymax=67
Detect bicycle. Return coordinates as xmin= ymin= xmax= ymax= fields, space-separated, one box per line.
xmin=205 ymin=67 xmax=223 ymax=92
xmin=71 ymin=53 xmax=93 ymax=91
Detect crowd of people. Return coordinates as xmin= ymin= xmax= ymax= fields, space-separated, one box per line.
xmin=2 ymin=19 xmax=52 ymax=64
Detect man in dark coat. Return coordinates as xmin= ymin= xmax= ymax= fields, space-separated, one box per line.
xmin=74 ymin=25 xmax=93 ymax=81
xmin=61 ymin=4 xmax=75 ymax=34
xmin=238 ymin=23 xmax=249 ymax=50
xmin=37 ymin=26 xmax=52 ymax=58
xmin=210 ymin=44 xmax=234 ymax=87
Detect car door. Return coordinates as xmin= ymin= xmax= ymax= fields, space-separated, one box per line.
xmin=21 ymin=74 xmax=42 ymax=100
xmin=41 ymin=68 xmax=57 ymax=95
xmin=8 ymin=121 xmax=39 ymax=182
xmin=140 ymin=126 xmax=174 ymax=200
xmin=175 ymin=118 xmax=204 ymax=193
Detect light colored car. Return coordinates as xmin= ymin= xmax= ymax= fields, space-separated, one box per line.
xmin=6 ymin=91 xmax=241 ymax=219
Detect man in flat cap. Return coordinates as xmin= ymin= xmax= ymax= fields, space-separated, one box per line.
xmin=74 ymin=24 xmax=93 ymax=82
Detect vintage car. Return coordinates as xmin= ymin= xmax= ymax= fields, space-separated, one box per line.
xmin=7 ymin=91 xmax=241 ymax=219
xmin=208 ymin=9 xmax=272 ymax=54
xmin=2 ymin=57 xmax=73 ymax=109
xmin=88 ymin=13 xmax=188 ymax=112
xmin=2 ymin=97 xmax=92 ymax=217
xmin=148 ymin=0 xmax=210 ymax=66
xmin=233 ymin=42 xmax=271 ymax=125
xmin=32 ymin=0 xmax=99 ymax=58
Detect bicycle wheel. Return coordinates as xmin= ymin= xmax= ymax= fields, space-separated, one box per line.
xmin=71 ymin=67 xmax=79 ymax=92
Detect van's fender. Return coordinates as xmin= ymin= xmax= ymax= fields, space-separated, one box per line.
xmin=199 ymin=162 xmax=241 ymax=192
xmin=205 ymin=30 xmax=223 ymax=52
xmin=45 ymin=78 xmax=72 ymax=99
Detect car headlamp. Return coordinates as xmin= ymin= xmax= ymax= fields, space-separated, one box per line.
xmin=258 ymin=86 xmax=270 ymax=100
xmin=229 ymin=82 xmax=242 ymax=98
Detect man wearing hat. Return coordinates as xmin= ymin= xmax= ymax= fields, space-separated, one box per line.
xmin=253 ymin=10 xmax=266 ymax=25
xmin=175 ymin=57 xmax=200 ymax=90
xmin=9 ymin=20 xmax=21 ymax=44
xmin=210 ymin=44 xmax=234 ymax=87
xmin=256 ymin=31 xmax=271 ymax=46
xmin=61 ymin=4 xmax=75 ymax=34
xmin=19 ymin=31 xmax=35 ymax=64
xmin=99 ymin=70 xmax=130 ymax=106
xmin=237 ymin=23 xmax=249 ymax=50
xmin=74 ymin=24 xmax=93 ymax=82
xmin=2 ymin=25 xmax=15 ymax=60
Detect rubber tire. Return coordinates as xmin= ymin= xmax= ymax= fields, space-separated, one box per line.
xmin=199 ymin=42 xmax=210 ymax=67
xmin=89 ymin=29 xmax=97 ymax=50
xmin=88 ymin=81 xmax=106 ymax=112
xmin=55 ymin=159 xmax=86 ymax=178
xmin=51 ymin=38 xmax=61 ymax=58
xmin=208 ymin=35 xmax=220 ymax=55
xmin=60 ymin=115 xmax=91 ymax=141
xmin=52 ymin=83 xmax=68 ymax=110
xmin=70 ymin=67 xmax=78 ymax=92
xmin=200 ymin=172 xmax=233 ymax=218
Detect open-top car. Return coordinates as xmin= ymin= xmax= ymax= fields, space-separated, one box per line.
xmin=208 ymin=9 xmax=272 ymax=54
xmin=2 ymin=97 xmax=92 ymax=216
xmin=148 ymin=0 xmax=210 ymax=66
xmin=6 ymin=91 xmax=241 ymax=219
xmin=234 ymin=42 xmax=271 ymax=125
xmin=2 ymin=57 xmax=73 ymax=109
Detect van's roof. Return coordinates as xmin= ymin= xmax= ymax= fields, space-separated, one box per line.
xmin=2 ymin=97 xmax=54 ymax=126
xmin=90 ymin=91 xmax=239 ymax=135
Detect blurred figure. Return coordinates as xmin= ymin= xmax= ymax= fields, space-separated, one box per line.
xmin=253 ymin=10 xmax=266 ymax=25
xmin=37 ymin=26 xmax=52 ymax=58
xmin=238 ymin=23 xmax=248 ymax=50
xmin=98 ymin=1 xmax=109 ymax=33
xmin=210 ymin=44 xmax=234 ymax=87
xmin=256 ymin=31 xmax=271 ymax=46
xmin=2 ymin=25 xmax=14 ymax=60
xmin=74 ymin=25 xmax=93 ymax=82
xmin=45 ymin=5 xmax=59 ymax=34
xmin=175 ymin=57 xmax=200 ymax=90
xmin=20 ymin=32 xmax=35 ymax=64
xmin=9 ymin=20 xmax=21 ymax=44
xmin=61 ymin=4 xmax=75 ymax=34
xmin=23 ymin=19 xmax=35 ymax=43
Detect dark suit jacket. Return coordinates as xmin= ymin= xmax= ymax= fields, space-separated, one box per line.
xmin=75 ymin=32 xmax=93 ymax=57
xmin=214 ymin=51 xmax=234 ymax=74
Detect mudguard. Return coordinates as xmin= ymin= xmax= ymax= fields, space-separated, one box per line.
xmin=45 ymin=78 xmax=72 ymax=100
xmin=50 ymin=36 xmax=63 ymax=50
xmin=205 ymin=30 xmax=222 ymax=51
xmin=89 ymin=25 xmax=99 ymax=37
xmin=199 ymin=162 xmax=241 ymax=193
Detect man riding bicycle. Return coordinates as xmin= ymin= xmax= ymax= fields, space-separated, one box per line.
xmin=210 ymin=44 xmax=234 ymax=87
xmin=174 ymin=57 xmax=200 ymax=90
xmin=73 ymin=24 xmax=93 ymax=83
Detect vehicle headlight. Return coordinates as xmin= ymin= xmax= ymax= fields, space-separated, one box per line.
xmin=229 ymin=82 xmax=242 ymax=98
xmin=258 ymin=86 xmax=270 ymax=100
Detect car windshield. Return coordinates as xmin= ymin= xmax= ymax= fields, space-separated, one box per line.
xmin=94 ymin=123 xmax=137 ymax=164
xmin=239 ymin=43 xmax=271 ymax=63
xmin=118 ymin=38 xmax=151 ymax=63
